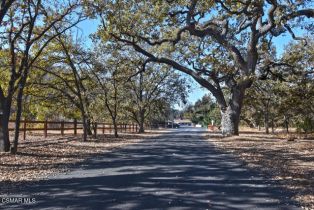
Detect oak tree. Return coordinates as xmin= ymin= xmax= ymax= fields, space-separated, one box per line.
xmin=92 ymin=0 xmax=314 ymax=136
xmin=0 ymin=0 xmax=83 ymax=152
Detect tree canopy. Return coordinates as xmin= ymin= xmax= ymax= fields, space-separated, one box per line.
xmin=0 ymin=0 xmax=313 ymax=153
xmin=92 ymin=0 xmax=314 ymax=135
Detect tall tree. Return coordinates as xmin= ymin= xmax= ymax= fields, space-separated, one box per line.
xmin=0 ymin=0 xmax=83 ymax=152
xmin=125 ymin=63 xmax=188 ymax=133
xmin=0 ymin=0 xmax=16 ymax=152
xmin=179 ymin=95 xmax=221 ymax=127
xmin=91 ymin=60 xmax=125 ymax=138
xmin=32 ymin=34 xmax=94 ymax=142
xmin=92 ymin=42 xmax=188 ymax=134
xmin=91 ymin=41 xmax=132 ymax=137
xmin=242 ymin=80 xmax=278 ymax=133
xmin=242 ymin=38 xmax=314 ymax=133
xmin=93 ymin=0 xmax=314 ymax=136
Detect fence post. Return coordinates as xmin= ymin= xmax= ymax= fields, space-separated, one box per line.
xmin=102 ymin=123 xmax=105 ymax=134
xmin=61 ymin=120 xmax=64 ymax=136
xmin=125 ymin=123 xmax=127 ymax=133
xmin=44 ymin=119 xmax=48 ymax=138
xmin=23 ymin=119 xmax=26 ymax=140
xmin=74 ymin=119 xmax=77 ymax=135
xmin=136 ymin=124 xmax=138 ymax=133
xmin=109 ymin=124 xmax=111 ymax=133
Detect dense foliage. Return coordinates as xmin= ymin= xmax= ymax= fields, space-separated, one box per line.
xmin=0 ymin=0 xmax=313 ymax=153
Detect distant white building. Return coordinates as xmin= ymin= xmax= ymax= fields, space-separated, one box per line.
xmin=174 ymin=119 xmax=194 ymax=127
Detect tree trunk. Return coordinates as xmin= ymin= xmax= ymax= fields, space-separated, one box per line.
xmin=220 ymin=87 xmax=245 ymax=136
xmin=221 ymin=106 xmax=240 ymax=136
xmin=11 ymin=86 xmax=25 ymax=154
xmin=285 ymin=119 xmax=289 ymax=133
xmin=284 ymin=116 xmax=289 ymax=133
xmin=82 ymin=115 xmax=88 ymax=142
xmin=263 ymin=101 xmax=270 ymax=134
xmin=138 ymin=110 xmax=145 ymax=133
xmin=264 ymin=111 xmax=269 ymax=134
xmin=138 ymin=123 xmax=145 ymax=133
xmin=271 ymin=118 xmax=275 ymax=134
xmin=92 ymin=122 xmax=97 ymax=139
xmin=0 ymin=106 xmax=11 ymax=152
xmin=112 ymin=117 xmax=119 ymax=138
xmin=86 ymin=119 xmax=93 ymax=135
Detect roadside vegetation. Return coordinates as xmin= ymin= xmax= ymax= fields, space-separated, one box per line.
xmin=207 ymin=131 xmax=314 ymax=209
xmin=0 ymin=1 xmax=313 ymax=207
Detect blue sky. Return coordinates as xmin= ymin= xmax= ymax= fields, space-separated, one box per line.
xmin=77 ymin=19 xmax=304 ymax=106
xmin=77 ymin=19 xmax=98 ymax=47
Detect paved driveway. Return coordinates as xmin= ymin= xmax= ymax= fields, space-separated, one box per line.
xmin=0 ymin=128 xmax=300 ymax=209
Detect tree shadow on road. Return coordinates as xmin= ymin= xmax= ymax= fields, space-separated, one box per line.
xmin=1 ymin=130 xmax=300 ymax=210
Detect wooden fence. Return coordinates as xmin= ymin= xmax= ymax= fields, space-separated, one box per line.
xmin=8 ymin=119 xmax=138 ymax=140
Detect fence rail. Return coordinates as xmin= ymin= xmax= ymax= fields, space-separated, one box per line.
xmin=8 ymin=119 xmax=139 ymax=140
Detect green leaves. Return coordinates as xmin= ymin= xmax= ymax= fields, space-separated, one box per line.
xmin=242 ymin=37 xmax=314 ymax=131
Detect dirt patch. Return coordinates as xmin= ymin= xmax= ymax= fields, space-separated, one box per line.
xmin=0 ymin=133 xmax=155 ymax=193
xmin=206 ymin=132 xmax=314 ymax=209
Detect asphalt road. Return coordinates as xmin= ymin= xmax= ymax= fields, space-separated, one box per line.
xmin=0 ymin=128 xmax=300 ymax=210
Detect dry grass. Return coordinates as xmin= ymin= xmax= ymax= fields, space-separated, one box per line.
xmin=0 ymin=133 xmax=154 ymax=192
xmin=206 ymin=132 xmax=314 ymax=209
